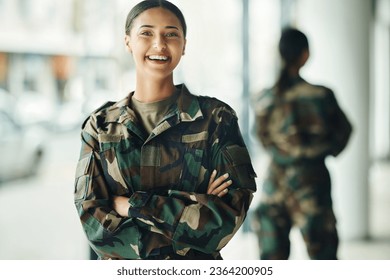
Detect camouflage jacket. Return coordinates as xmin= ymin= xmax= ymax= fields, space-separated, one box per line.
xmin=74 ymin=84 xmax=257 ymax=259
xmin=253 ymin=78 xmax=352 ymax=165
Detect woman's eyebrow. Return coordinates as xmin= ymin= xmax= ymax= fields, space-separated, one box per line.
xmin=139 ymin=24 xmax=179 ymax=30
xmin=165 ymin=26 xmax=179 ymax=30
xmin=139 ymin=24 xmax=154 ymax=29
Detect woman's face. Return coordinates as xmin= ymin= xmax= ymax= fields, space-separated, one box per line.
xmin=125 ymin=7 xmax=186 ymax=80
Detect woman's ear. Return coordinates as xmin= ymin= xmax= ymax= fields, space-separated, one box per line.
xmin=182 ymin=39 xmax=187 ymax=55
xmin=125 ymin=35 xmax=132 ymax=53
xmin=299 ymin=48 xmax=309 ymax=67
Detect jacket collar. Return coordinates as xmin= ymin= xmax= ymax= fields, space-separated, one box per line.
xmin=176 ymin=84 xmax=204 ymax=122
xmin=105 ymin=83 xmax=204 ymax=125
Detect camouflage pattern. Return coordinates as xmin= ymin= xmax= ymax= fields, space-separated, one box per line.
xmin=74 ymin=84 xmax=257 ymax=260
xmin=252 ymin=78 xmax=352 ymax=259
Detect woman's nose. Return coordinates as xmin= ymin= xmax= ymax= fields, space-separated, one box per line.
xmin=153 ymin=35 xmax=167 ymax=50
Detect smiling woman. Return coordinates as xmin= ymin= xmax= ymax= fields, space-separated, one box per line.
xmin=124 ymin=6 xmax=186 ymax=91
xmin=73 ymin=0 xmax=257 ymax=260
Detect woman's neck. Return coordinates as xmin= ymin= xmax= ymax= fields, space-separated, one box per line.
xmin=288 ymin=65 xmax=300 ymax=77
xmin=133 ymin=76 xmax=176 ymax=103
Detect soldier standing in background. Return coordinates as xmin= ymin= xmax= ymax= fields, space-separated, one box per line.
xmin=252 ymin=27 xmax=352 ymax=259
xmin=74 ymin=0 xmax=256 ymax=260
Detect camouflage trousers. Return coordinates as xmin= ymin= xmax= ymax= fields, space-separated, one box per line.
xmin=253 ymin=160 xmax=338 ymax=259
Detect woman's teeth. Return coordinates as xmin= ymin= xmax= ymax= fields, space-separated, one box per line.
xmin=148 ymin=55 xmax=168 ymax=61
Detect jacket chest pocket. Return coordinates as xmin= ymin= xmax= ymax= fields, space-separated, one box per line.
xmin=100 ymin=147 xmax=133 ymax=196
xmin=139 ymin=145 xmax=204 ymax=192
xmin=179 ymin=147 xmax=204 ymax=192
xmin=99 ymin=133 xmax=139 ymax=196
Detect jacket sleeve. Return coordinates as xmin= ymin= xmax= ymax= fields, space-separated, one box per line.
xmin=326 ymin=91 xmax=353 ymax=156
xmin=75 ymin=124 xmax=150 ymax=259
xmin=252 ymin=90 xmax=274 ymax=149
xmin=127 ymin=107 xmax=257 ymax=256
xmin=255 ymin=106 xmax=273 ymax=149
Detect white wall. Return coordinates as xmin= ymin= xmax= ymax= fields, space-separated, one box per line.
xmin=372 ymin=0 xmax=390 ymax=159
xmin=295 ymin=0 xmax=371 ymax=240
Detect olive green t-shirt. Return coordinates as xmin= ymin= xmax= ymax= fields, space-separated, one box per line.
xmin=130 ymin=91 xmax=179 ymax=135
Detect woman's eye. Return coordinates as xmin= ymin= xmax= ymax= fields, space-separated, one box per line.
xmin=166 ymin=32 xmax=179 ymax=38
xmin=140 ymin=31 xmax=152 ymax=36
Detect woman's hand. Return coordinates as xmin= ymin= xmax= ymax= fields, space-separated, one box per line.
xmin=112 ymin=195 xmax=130 ymax=217
xmin=207 ymin=170 xmax=232 ymax=197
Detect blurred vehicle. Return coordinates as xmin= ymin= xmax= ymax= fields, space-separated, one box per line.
xmin=0 ymin=109 xmax=46 ymax=182
xmin=0 ymin=88 xmax=16 ymax=114
xmin=82 ymin=88 xmax=113 ymax=116
xmin=14 ymin=91 xmax=56 ymax=128
xmin=50 ymin=101 xmax=84 ymax=132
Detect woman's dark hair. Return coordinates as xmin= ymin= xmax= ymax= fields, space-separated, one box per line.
xmin=275 ymin=27 xmax=309 ymax=96
xmin=125 ymin=0 xmax=187 ymax=38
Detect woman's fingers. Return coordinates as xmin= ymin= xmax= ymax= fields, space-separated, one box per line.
xmin=211 ymin=179 xmax=232 ymax=197
xmin=112 ymin=196 xmax=130 ymax=217
xmin=207 ymin=171 xmax=228 ymax=194
xmin=208 ymin=169 xmax=217 ymax=186
xmin=207 ymin=171 xmax=232 ymax=196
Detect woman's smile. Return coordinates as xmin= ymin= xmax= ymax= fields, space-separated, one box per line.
xmin=147 ymin=55 xmax=169 ymax=61
xmin=146 ymin=54 xmax=171 ymax=65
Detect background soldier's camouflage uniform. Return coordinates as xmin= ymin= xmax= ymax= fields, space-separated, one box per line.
xmin=252 ymin=78 xmax=352 ymax=259
xmin=74 ymin=84 xmax=257 ymax=259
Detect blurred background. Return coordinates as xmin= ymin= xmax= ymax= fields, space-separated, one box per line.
xmin=0 ymin=0 xmax=389 ymax=260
